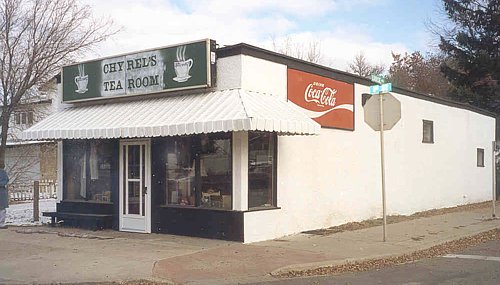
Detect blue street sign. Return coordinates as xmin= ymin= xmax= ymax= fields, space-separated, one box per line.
xmin=369 ymin=85 xmax=381 ymax=94
xmin=369 ymin=83 xmax=392 ymax=94
xmin=381 ymin=83 xmax=392 ymax=92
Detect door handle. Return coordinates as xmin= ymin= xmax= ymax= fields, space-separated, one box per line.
xmin=144 ymin=186 xmax=148 ymax=195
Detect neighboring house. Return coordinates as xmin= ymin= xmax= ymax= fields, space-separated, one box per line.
xmin=5 ymin=77 xmax=59 ymax=194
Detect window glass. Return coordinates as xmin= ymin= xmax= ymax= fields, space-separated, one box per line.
xmin=125 ymin=144 xmax=142 ymax=215
xmin=128 ymin=181 xmax=140 ymax=214
xmin=200 ymin=133 xmax=232 ymax=209
xmin=63 ymin=140 xmax=114 ymax=202
xmin=477 ymin=148 xmax=485 ymax=167
xmin=422 ymin=120 xmax=434 ymax=143
xmin=21 ymin=112 xmax=27 ymax=124
xmin=128 ymin=145 xmax=140 ymax=179
xmin=248 ymin=132 xmax=276 ymax=209
xmin=164 ymin=136 xmax=196 ymax=206
xmin=158 ymin=133 xmax=232 ymax=209
xmin=27 ymin=111 xmax=34 ymax=125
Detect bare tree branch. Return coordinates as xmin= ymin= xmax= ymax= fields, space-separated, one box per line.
xmin=0 ymin=0 xmax=118 ymax=167
xmin=271 ymin=35 xmax=323 ymax=64
xmin=347 ymin=52 xmax=386 ymax=78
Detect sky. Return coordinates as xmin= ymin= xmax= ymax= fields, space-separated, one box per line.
xmin=84 ymin=0 xmax=446 ymax=72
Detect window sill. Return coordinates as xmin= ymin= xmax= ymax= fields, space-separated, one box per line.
xmin=160 ymin=205 xmax=281 ymax=213
xmin=61 ymin=199 xmax=113 ymax=205
xmin=245 ymin=206 xmax=281 ymax=213
xmin=160 ymin=204 xmax=234 ymax=212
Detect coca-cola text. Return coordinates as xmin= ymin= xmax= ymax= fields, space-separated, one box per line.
xmin=304 ymin=81 xmax=337 ymax=107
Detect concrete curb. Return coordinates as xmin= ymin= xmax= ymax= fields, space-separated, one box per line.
xmin=269 ymin=225 xmax=500 ymax=277
xmin=270 ymin=254 xmax=396 ymax=276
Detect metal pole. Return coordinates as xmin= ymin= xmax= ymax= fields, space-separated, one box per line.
xmin=33 ymin=181 xmax=39 ymax=222
xmin=379 ymin=93 xmax=387 ymax=242
xmin=492 ymin=141 xmax=496 ymax=218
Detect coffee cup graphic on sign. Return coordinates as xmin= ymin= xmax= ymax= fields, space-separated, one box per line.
xmin=74 ymin=63 xmax=88 ymax=94
xmin=173 ymin=45 xmax=193 ymax=82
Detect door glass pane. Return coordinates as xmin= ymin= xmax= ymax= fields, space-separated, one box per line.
xmin=128 ymin=181 xmax=140 ymax=215
xmin=128 ymin=145 xmax=140 ymax=179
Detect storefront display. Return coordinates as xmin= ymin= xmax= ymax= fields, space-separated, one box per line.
xmin=63 ymin=140 xmax=116 ymax=203
xmin=155 ymin=133 xmax=232 ymax=209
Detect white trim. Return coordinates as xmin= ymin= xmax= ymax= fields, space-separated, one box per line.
xmin=61 ymin=84 xmax=210 ymax=104
xmin=119 ymin=139 xmax=151 ymax=233
xmin=56 ymin=141 xmax=63 ymax=202
xmin=6 ymin=140 xmax=53 ymax=146
xmin=232 ymin=131 xmax=248 ymax=211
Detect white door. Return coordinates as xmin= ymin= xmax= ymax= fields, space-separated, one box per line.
xmin=119 ymin=140 xmax=151 ymax=233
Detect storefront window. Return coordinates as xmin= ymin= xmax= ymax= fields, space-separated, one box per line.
xmin=200 ymin=134 xmax=232 ymax=209
xmin=248 ymin=132 xmax=276 ymax=209
xmin=63 ymin=140 xmax=114 ymax=202
xmin=160 ymin=133 xmax=232 ymax=210
xmin=165 ymin=137 xmax=196 ymax=206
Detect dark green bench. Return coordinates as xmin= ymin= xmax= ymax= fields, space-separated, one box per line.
xmin=42 ymin=212 xmax=113 ymax=230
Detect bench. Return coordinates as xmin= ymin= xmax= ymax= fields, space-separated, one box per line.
xmin=42 ymin=212 xmax=113 ymax=230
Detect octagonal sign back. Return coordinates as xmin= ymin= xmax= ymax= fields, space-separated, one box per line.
xmin=363 ymin=93 xmax=401 ymax=131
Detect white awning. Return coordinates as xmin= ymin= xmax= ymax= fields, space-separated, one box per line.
xmin=22 ymin=89 xmax=320 ymax=140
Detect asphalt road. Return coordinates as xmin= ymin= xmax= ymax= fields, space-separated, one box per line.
xmin=250 ymin=240 xmax=500 ymax=285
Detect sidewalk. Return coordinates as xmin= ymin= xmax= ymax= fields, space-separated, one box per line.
xmin=1 ymin=203 xmax=499 ymax=285
xmin=152 ymin=204 xmax=500 ymax=284
xmin=0 ymin=228 xmax=232 ymax=284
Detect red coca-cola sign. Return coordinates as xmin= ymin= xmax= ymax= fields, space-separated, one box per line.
xmin=288 ymin=69 xmax=354 ymax=130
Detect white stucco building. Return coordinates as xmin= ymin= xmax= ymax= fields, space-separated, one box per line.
xmin=22 ymin=40 xmax=495 ymax=242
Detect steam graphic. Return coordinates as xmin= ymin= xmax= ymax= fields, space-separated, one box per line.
xmin=74 ymin=63 xmax=88 ymax=94
xmin=173 ymin=45 xmax=193 ymax=82
xmin=78 ymin=64 xmax=85 ymax=77
xmin=176 ymin=45 xmax=186 ymax=61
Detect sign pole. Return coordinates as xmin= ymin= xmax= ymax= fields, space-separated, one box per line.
xmin=379 ymin=93 xmax=387 ymax=242
xmin=493 ymin=141 xmax=497 ymax=218
xmin=366 ymin=83 xmax=397 ymax=242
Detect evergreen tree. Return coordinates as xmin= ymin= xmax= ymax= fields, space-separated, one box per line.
xmin=439 ymin=0 xmax=500 ymax=113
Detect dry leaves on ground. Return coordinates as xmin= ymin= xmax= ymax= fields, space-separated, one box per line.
xmin=303 ymin=201 xmax=494 ymax=236
xmin=278 ymin=228 xmax=500 ymax=278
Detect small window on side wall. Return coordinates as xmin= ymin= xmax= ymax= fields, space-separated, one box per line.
xmin=422 ymin=120 xmax=434 ymax=143
xmin=477 ymin=148 xmax=485 ymax=167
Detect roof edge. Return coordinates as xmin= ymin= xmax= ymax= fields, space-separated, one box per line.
xmin=216 ymin=43 xmax=496 ymax=119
